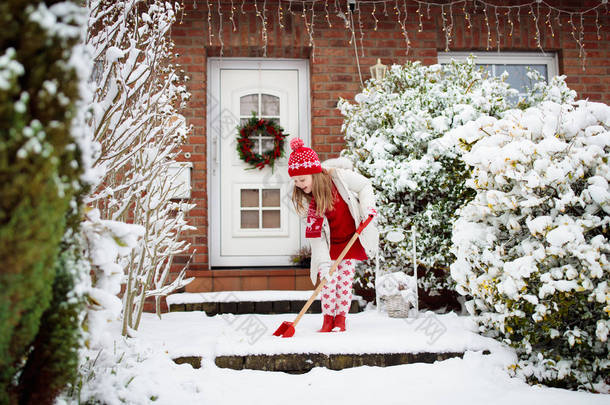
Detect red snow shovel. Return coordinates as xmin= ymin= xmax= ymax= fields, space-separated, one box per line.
xmin=273 ymin=214 xmax=375 ymax=338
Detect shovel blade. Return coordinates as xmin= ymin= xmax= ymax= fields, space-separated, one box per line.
xmin=281 ymin=325 xmax=295 ymax=338
xmin=273 ymin=321 xmax=293 ymax=336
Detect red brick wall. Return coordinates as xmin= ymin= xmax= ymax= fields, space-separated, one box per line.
xmin=169 ymin=0 xmax=609 ymax=281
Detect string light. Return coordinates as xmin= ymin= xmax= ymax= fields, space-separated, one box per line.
xmin=529 ymin=3 xmax=542 ymax=51
xmin=200 ymin=0 xmax=606 ymax=71
xmin=278 ymin=2 xmax=284 ymax=28
xmin=229 ymin=0 xmax=236 ymax=32
xmin=254 ymin=0 xmax=268 ymax=57
xmin=395 ymin=0 xmax=410 ymax=55
xmin=402 ymin=0 xmax=411 ymax=50
xmin=578 ymin=12 xmax=586 ymax=70
xmin=309 ymin=0 xmax=316 ymax=55
xmin=358 ymin=2 xmax=365 ymax=57
xmin=483 ymin=3 xmax=491 ymax=50
xmin=595 ymin=9 xmax=601 ymax=40
xmin=463 ymin=2 xmax=472 ymax=31
xmin=206 ymin=0 xmax=213 ymax=46
xmin=372 ymin=1 xmax=379 ymax=31
xmin=545 ymin=5 xmax=553 ymax=39
xmin=217 ymin=0 xmax=224 ymax=55
xmin=494 ymin=4 xmax=500 ymax=51
xmin=441 ymin=4 xmax=449 ymax=51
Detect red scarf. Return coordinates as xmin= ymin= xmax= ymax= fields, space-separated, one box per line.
xmin=305 ymin=198 xmax=324 ymax=238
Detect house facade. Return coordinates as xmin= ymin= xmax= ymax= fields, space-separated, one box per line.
xmin=161 ymin=0 xmax=609 ymax=303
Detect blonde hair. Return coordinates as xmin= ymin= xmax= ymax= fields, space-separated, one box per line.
xmin=292 ymin=168 xmax=336 ymax=216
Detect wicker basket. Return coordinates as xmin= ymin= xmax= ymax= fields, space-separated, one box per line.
xmin=381 ymin=293 xmax=411 ymax=318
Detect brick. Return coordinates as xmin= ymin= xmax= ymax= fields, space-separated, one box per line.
xmin=242 ymin=276 xmax=268 ymax=290
xmin=185 ymin=277 xmax=212 ymax=293
xmin=270 ymin=301 xmax=291 ymax=313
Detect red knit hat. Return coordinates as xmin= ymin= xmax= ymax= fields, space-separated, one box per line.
xmin=288 ymin=138 xmax=322 ymax=177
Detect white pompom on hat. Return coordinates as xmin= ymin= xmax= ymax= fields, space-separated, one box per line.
xmin=287 ymin=138 xmax=322 ymax=177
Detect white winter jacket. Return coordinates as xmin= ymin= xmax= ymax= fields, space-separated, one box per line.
xmin=305 ymin=160 xmax=379 ymax=285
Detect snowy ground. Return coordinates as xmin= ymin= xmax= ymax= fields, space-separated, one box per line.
xmin=127 ymin=310 xmax=609 ymax=405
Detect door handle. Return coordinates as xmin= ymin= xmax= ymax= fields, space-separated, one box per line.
xmin=212 ymin=136 xmax=219 ymax=175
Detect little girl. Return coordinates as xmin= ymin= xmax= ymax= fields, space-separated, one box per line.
xmin=288 ymin=138 xmax=379 ymax=332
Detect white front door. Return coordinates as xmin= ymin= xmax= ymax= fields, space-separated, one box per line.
xmin=208 ymin=59 xmax=310 ymax=267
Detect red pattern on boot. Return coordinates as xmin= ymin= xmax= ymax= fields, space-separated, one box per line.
xmin=318 ymin=314 xmax=334 ymax=333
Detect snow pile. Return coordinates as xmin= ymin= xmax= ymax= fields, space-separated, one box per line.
xmin=450 ymin=100 xmax=610 ymax=392
xmin=376 ymin=271 xmax=417 ymax=309
xmin=58 ymin=320 xmax=206 ymax=405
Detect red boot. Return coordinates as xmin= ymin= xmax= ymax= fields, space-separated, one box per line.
xmin=333 ymin=315 xmax=346 ymax=332
xmin=318 ymin=315 xmax=334 ymax=332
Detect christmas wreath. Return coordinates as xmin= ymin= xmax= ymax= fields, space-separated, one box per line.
xmin=236 ymin=113 xmax=288 ymax=171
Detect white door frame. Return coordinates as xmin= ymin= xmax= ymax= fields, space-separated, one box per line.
xmin=207 ymin=58 xmax=311 ymax=267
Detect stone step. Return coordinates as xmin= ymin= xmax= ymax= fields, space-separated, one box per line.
xmin=169 ymin=300 xmax=361 ymax=315
xmin=173 ymin=350 xmax=491 ymax=373
xmin=167 ymin=291 xmax=363 ymax=315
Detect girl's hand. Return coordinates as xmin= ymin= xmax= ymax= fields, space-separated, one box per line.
xmin=318 ymin=262 xmax=331 ymax=281
xmin=366 ymin=207 xmax=377 ymax=218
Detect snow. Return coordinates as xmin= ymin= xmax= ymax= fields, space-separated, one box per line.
xmin=0 ymin=48 xmax=24 ymax=90
xmin=65 ymin=309 xmax=608 ymax=405
xmin=175 ymin=311 xmax=499 ymax=357
xmin=167 ymin=290 xmax=323 ymax=305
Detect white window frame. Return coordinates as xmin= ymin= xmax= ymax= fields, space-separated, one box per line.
xmin=437 ymin=52 xmax=558 ymax=95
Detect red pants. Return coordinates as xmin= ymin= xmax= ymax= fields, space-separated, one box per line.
xmin=319 ymin=259 xmax=357 ymax=317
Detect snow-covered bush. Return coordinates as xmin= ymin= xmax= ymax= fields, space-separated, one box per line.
xmin=450 ymin=100 xmax=609 ymax=392
xmin=339 ymin=58 xmax=518 ymax=299
xmin=85 ymin=0 xmax=193 ymax=334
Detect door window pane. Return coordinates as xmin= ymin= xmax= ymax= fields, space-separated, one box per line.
xmin=262 ymin=210 xmax=281 ymax=228
xmin=241 ymin=211 xmax=259 ymax=229
xmin=262 ymin=189 xmax=280 ymax=207
xmin=261 ymin=94 xmax=280 ymax=116
xmin=240 ymin=94 xmax=258 ymax=116
xmin=261 ymin=137 xmax=275 ymax=154
xmin=241 ymin=189 xmax=259 ymax=207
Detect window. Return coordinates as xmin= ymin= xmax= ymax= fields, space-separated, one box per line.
xmin=239 ymin=188 xmax=281 ymax=229
xmin=239 ymin=93 xmax=280 ymax=155
xmin=437 ymin=52 xmax=558 ymax=99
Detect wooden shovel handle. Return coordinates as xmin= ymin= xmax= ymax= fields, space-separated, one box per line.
xmin=291 ymin=215 xmax=374 ymax=327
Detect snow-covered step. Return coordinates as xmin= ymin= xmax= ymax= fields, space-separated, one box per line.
xmin=138 ymin=310 xmax=503 ymax=374
xmin=166 ymin=290 xmax=363 ymax=315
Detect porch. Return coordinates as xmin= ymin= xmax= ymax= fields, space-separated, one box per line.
xmin=184 ymin=267 xmax=315 ymax=293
